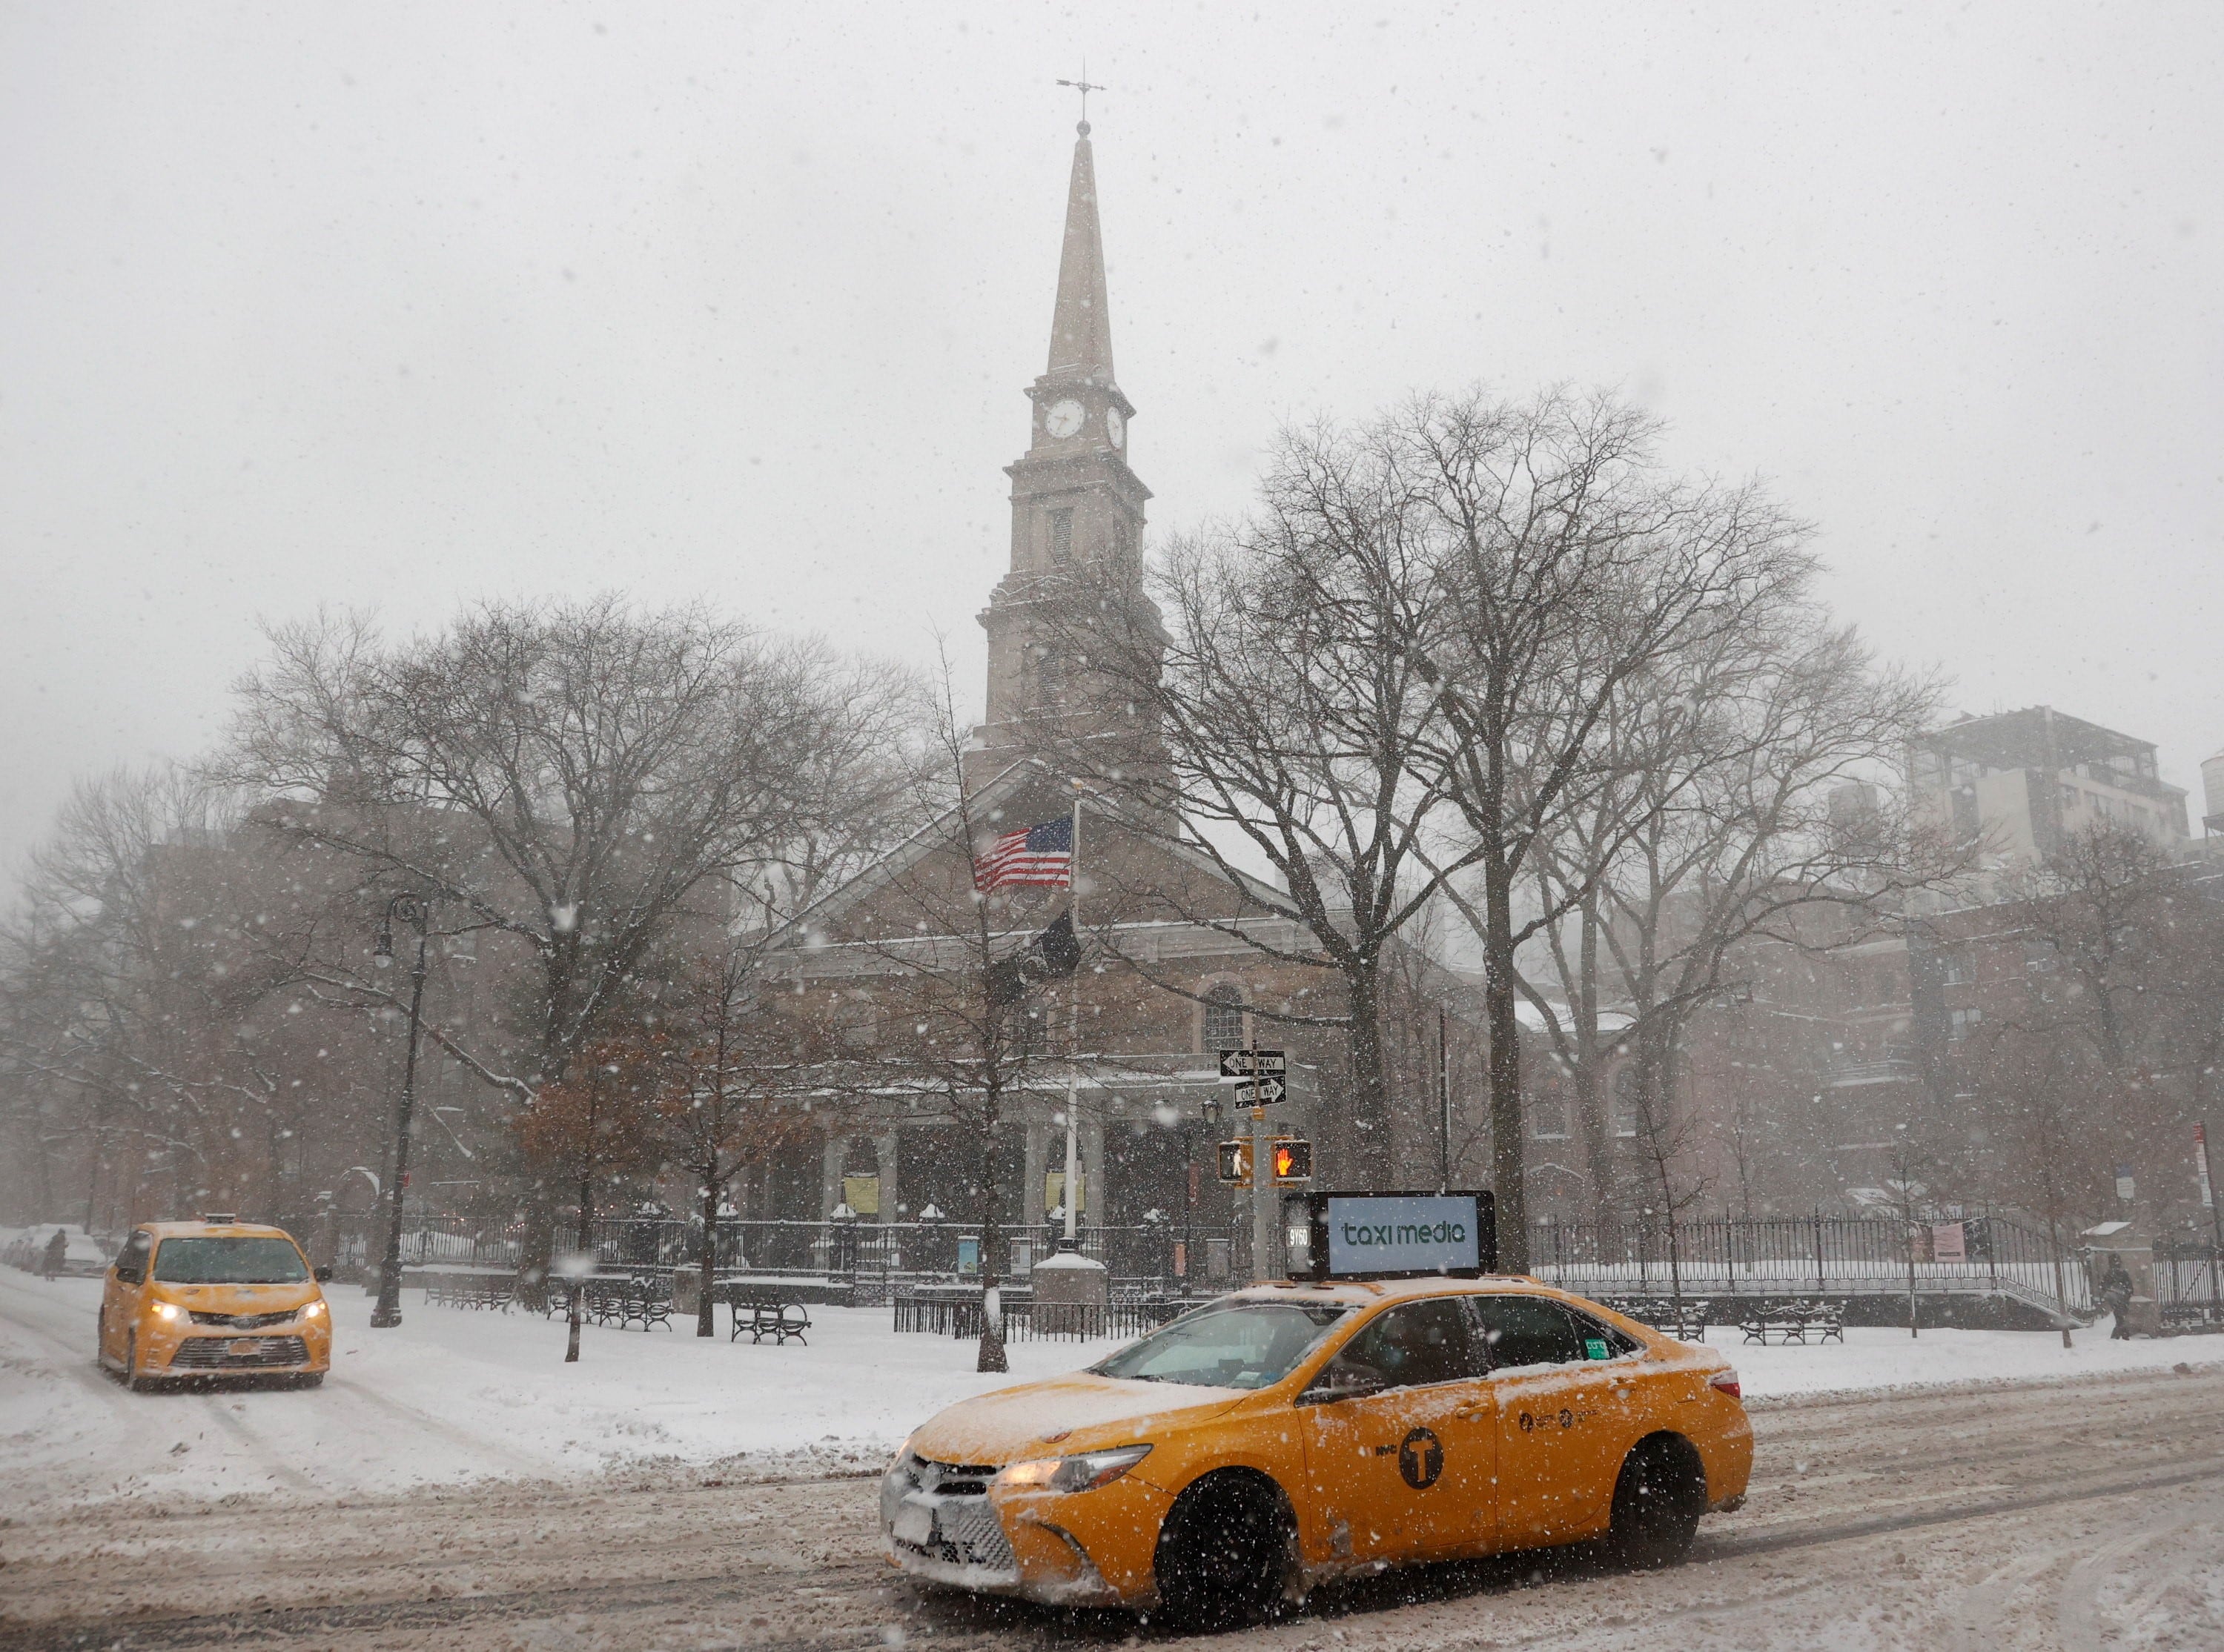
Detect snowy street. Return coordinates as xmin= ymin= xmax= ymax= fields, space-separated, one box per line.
xmin=5 ymin=1267 xmax=2223 ymax=1648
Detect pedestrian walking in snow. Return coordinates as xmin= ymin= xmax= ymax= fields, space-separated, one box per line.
xmin=2099 ymin=1255 xmax=2134 ymax=1339
xmin=41 ymin=1229 xmax=67 ymax=1280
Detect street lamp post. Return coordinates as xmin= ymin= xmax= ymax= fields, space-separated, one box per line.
xmin=371 ymin=893 xmax=435 ymax=1330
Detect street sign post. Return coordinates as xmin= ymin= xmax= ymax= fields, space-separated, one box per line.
xmin=1219 ymin=1049 xmax=1287 ymax=1281
xmin=1217 ymin=1049 xmax=1287 ymax=1079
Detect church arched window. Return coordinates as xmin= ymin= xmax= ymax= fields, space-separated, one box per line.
xmin=1048 ymin=508 xmax=1075 ymax=563
xmin=1202 ymin=983 xmax=1245 ymax=1051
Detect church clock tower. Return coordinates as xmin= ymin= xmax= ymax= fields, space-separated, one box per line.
xmin=970 ymin=120 xmax=1153 ymax=782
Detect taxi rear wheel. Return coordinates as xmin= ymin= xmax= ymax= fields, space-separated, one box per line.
xmin=1151 ymin=1470 xmax=1295 ymax=1631
xmin=1606 ymin=1435 xmax=1705 ymax=1569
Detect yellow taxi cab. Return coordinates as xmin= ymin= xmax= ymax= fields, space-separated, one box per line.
xmin=881 ymin=1275 xmax=1750 ymax=1626
xmin=97 ymin=1215 xmax=334 ymax=1390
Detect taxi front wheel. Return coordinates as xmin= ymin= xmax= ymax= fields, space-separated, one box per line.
xmin=124 ymin=1332 xmax=159 ymax=1394
xmin=1150 ymin=1470 xmax=1297 ymax=1631
xmin=1605 ymin=1435 xmax=1706 ymax=1569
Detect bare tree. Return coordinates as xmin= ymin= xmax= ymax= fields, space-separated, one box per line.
xmin=799 ymin=670 xmax=1067 ymax=1373
xmin=1403 ymin=388 xmax=1817 ymax=1270
xmin=0 ymin=766 xmax=340 ymax=1224
xmin=1026 ymin=422 xmax=1482 ymax=1184
xmin=1517 ymin=594 xmax=1960 ymax=1236
xmin=218 ymin=597 xmax=917 ymax=1296
xmin=1965 ymin=1022 xmax=2111 ymax=1347
xmin=648 ymin=920 xmax=842 ymax=1337
xmin=514 ymin=1031 xmax=669 ymax=1361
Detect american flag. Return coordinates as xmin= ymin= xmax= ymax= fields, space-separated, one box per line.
xmin=973 ymin=815 xmax=1073 ymax=892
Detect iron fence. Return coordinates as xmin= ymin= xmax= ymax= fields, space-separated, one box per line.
xmin=324 ymin=1207 xmax=2123 ymax=1327
xmin=1526 ymin=1212 xmax=2090 ymax=1318
xmin=891 ymin=1285 xmax=1202 ymax=1341
xmin=320 ymin=1212 xmax=1250 ymax=1298
xmin=2156 ymin=1239 xmax=2224 ymax=1331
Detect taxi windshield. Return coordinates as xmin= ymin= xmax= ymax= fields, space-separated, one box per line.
xmin=151 ymin=1237 xmax=308 ymax=1284
xmin=1091 ymin=1300 xmax=1348 ymax=1390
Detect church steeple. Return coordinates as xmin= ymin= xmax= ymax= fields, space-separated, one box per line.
xmin=1047 ymin=124 xmax=1115 ymax=386
xmin=970 ymin=120 xmax=1153 ymax=786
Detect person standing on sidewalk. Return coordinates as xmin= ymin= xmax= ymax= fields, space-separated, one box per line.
xmin=40 ymin=1228 xmax=67 ymax=1280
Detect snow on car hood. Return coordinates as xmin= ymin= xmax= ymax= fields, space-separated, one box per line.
xmin=907 ymin=1373 xmax=1251 ymax=1465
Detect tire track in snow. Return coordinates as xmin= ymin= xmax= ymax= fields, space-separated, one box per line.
xmin=317 ymin=1367 xmax=552 ymax=1481
xmin=1698 ymin=1456 xmax=2224 ymax=1563
xmin=11 ymin=1453 xmax=2224 ymax=1651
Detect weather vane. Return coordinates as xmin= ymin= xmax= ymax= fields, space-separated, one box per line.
xmin=1056 ymin=67 xmax=1105 ymax=130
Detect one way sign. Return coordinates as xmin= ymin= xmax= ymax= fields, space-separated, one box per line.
xmin=1217 ymin=1048 xmax=1288 ymax=1079
xmin=1231 ymin=1076 xmax=1288 ymax=1106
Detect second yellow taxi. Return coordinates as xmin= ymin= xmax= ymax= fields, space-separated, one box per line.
xmin=882 ymin=1276 xmax=1750 ymax=1625
xmin=97 ymin=1215 xmax=334 ymax=1390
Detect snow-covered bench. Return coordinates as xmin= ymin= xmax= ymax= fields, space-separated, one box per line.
xmin=426 ymin=1273 xmax=515 ymax=1311
xmin=1738 ymin=1301 xmax=1845 ymax=1344
xmin=729 ymin=1297 xmax=811 ymax=1345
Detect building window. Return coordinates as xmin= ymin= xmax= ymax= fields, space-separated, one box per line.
xmin=1009 ymin=1004 xmax=1048 ymax=1058
xmin=1531 ymin=1078 xmax=1569 ymax=1140
xmin=835 ymin=1001 xmax=878 ymax=1049
xmin=1941 ymin=949 xmax=1974 ymax=987
xmin=1048 ymin=508 xmax=1074 ymax=563
xmin=1610 ymin=1067 xmax=1639 ymax=1138
xmin=1948 ymin=1006 xmax=1983 ymax=1045
xmin=1202 ymin=984 xmax=1245 ymax=1051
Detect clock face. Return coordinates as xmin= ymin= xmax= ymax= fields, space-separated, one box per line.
xmin=1104 ymin=406 xmax=1126 ymax=447
xmin=1045 ymin=398 xmax=1085 ymax=439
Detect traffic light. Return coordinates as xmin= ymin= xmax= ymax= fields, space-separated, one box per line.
xmin=1216 ymin=1140 xmax=1251 ymax=1186
xmin=1271 ymin=1138 xmax=1313 ymax=1183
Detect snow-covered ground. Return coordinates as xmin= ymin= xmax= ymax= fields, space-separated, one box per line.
xmin=3 ymin=1258 xmax=2219 ymax=1516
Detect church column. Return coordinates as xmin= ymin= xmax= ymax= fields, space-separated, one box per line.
xmin=1023 ymin=1113 xmax=1050 ymax=1231
xmin=1082 ymin=1098 xmax=1108 ymax=1235
xmin=820 ymin=1136 xmax=849 ymax=1218
xmin=875 ymin=1129 xmax=901 ymax=1223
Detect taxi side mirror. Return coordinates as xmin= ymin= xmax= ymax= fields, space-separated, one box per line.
xmin=314 ymin=1265 xmax=335 ymax=1284
xmin=1297 ymin=1365 xmax=1389 ymax=1407
xmin=114 ymin=1266 xmax=143 ymax=1286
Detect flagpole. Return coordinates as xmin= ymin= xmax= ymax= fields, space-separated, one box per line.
xmin=1062 ymin=792 xmax=1083 ymax=1250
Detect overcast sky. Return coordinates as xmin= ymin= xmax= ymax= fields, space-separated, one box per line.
xmin=3 ymin=1 xmax=2220 ymax=872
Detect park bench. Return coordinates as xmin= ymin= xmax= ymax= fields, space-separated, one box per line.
xmin=729 ymin=1296 xmax=813 ymax=1345
xmin=1738 ymin=1300 xmax=1845 ymax=1344
xmin=427 ymin=1273 xmax=514 ymax=1311
xmin=618 ymin=1277 xmax=675 ymax=1331
xmin=2159 ymin=1301 xmax=2223 ymax=1335
xmin=1601 ymin=1298 xmax=1711 ymax=1342
xmin=538 ymin=1276 xmax=668 ymax=1328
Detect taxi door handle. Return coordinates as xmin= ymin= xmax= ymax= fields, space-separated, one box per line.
xmin=1453 ymin=1404 xmax=1486 ymax=1421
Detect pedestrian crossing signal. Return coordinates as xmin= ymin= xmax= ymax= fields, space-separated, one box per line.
xmin=1217 ymin=1141 xmax=1251 ymax=1186
xmin=1219 ymin=1138 xmax=1312 ymax=1187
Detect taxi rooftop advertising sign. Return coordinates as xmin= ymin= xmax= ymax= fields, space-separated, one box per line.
xmin=1294 ymin=1190 xmax=1497 ymax=1281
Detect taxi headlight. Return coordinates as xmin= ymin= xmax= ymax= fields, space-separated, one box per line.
xmin=302 ymin=1299 xmax=328 ymax=1318
xmin=996 ymin=1444 xmax=1152 ymax=1494
xmin=151 ymin=1301 xmax=188 ymax=1324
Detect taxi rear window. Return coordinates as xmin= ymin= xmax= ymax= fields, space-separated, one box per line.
xmin=1091 ymin=1301 xmax=1348 ymax=1390
xmin=151 ymin=1237 xmax=308 ymax=1284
